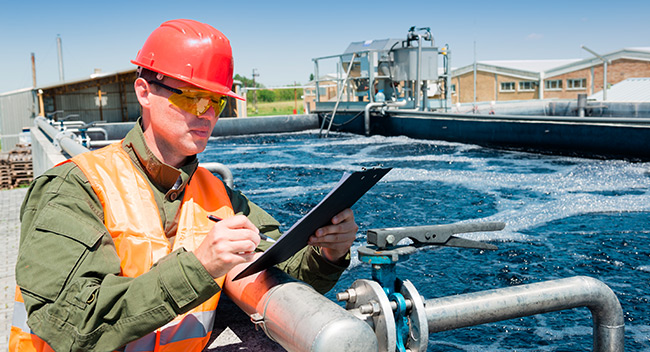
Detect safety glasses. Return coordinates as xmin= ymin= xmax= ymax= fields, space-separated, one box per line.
xmin=149 ymin=80 xmax=227 ymax=116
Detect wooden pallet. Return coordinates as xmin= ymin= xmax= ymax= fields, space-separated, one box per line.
xmin=8 ymin=154 xmax=32 ymax=162
xmin=11 ymin=162 xmax=32 ymax=172
xmin=0 ymin=173 xmax=13 ymax=189
xmin=0 ymin=163 xmax=11 ymax=188
xmin=1 ymin=145 xmax=34 ymax=189
xmin=13 ymin=177 xmax=32 ymax=187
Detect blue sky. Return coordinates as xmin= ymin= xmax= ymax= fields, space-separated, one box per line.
xmin=1 ymin=0 xmax=648 ymax=93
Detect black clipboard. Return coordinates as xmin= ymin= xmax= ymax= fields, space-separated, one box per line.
xmin=232 ymin=167 xmax=391 ymax=281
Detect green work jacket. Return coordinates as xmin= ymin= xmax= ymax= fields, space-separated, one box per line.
xmin=15 ymin=120 xmax=349 ymax=351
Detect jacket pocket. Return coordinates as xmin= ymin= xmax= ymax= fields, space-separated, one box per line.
xmin=16 ymin=203 xmax=105 ymax=302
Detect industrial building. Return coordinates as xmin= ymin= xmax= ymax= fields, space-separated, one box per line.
xmin=451 ymin=47 xmax=650 ymax=104
xmin=0 ymin=70 xmax=243 ymax=151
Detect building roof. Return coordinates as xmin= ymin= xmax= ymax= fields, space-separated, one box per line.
xmin=625 ymin=47 xmax=650 ymax=52
xmin=452 ymin=47 xmax=650 ymax=80
xmin=589 ymin=77 xmax=650 ymax=102
xmin=38 ymin=67 xmax=136 ymax=90
xmin=477 ymin=59 xmax=581 ymax=73
xmin=545 ymin=47 xmax=650 ymax=78
xmin=452 ymin=62 xmax=540 ymax=80
xmin=0 ymin=87 xmax=33 ymax=97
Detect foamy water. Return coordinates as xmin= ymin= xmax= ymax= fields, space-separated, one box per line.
xmin=202 ymin=130 xmax=650 ymax=351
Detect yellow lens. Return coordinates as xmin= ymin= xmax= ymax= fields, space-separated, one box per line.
xmin=214 ymin=96 xmax=227 ymax=116
xmin=168 ymin=88 xmax=227 ymax=116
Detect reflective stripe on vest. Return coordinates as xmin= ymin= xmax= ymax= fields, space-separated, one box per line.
xmin=9 ymin=288 xmax=54 ymax=352
xmin=10 ymin=142 xmax=233 ymax=351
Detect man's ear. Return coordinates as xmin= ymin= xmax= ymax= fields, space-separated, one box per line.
xmin=134 ymin=77 xmax=152 ymax=108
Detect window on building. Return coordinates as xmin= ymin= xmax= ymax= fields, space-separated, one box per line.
xmin=545 ymin=80 xmax=563 ymax=91
xmin=518 ymin=81 xmax=536 ymax=92
xmin=450 ymin=84 xmax=457 ymax=94
xmin=567 ymin=78 xmax=587 ymax=90
xmin=500 ymin=82 xmax=515 ymax=92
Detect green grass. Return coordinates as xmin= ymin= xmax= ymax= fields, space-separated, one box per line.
xmin=247 ymin=100 xmax=304 ymax=116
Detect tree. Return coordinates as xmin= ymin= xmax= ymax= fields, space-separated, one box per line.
xmin=234 ymin=74 xmax=265 ymax=101
xmin=233 ymin=74 xmax=262 ymax=89
xmin=257 ymin=90 xmax=276 ymax=102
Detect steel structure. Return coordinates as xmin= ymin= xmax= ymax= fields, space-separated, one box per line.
xmin=313 ymin=27 xmax=452 ymax=137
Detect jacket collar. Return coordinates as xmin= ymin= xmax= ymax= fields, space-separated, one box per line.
xmin=122 ymin=118 xmax=199 ymax=193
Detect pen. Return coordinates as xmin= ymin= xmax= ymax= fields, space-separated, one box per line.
xmin=207 ymin=215 xmax=276 ymax=243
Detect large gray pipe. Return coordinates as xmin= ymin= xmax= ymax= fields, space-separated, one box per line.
xmin=224 ymin=266 xmax=379 ymax=352
xmin=425 ymin=276 xmax=624 ymax=352
xmin=35 ymin=116 xmax=88 ymax=157
xmin=34 ymin=116 xmax=234 ymax=188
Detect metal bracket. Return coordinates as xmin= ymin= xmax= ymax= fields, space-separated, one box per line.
xmin=249 ymin=313 xmax=265 ymax=331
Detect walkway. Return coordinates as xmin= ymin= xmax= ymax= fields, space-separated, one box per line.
xmin=0 ymin=188 xmax=27 ymax=351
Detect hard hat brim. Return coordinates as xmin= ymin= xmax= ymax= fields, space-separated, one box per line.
xmin=132 ymin=61 xmax=246 ymax=101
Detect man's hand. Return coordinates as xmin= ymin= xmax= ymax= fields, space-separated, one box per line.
xmin=308 ymin=208 xmax=358 ymax=264
xmin=194 ymin=215 xmax=260 ymax=278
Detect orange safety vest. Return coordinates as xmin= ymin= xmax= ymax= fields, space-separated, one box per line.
xmin=10 ymin=142 xmax=234 ymax=352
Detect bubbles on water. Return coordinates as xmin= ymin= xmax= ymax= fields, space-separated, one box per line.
xmin=202 ymin=130 xmax=650 ymax=351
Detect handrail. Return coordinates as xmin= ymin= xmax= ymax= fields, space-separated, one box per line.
xmin=201 ymin=162 xmax=233 ymax=189
xmin=319 ymin=53 xmax=357 ymax=138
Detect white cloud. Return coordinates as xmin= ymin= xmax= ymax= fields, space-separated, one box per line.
xmin=526 ymin=33 xmax=544 ymax=40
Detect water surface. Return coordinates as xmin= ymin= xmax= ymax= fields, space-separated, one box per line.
xmin=202 ymin=130 xmax=650 ymax=351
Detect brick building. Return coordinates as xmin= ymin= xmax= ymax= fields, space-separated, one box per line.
xmin=451 ymin=47 xmax=650 ymax=103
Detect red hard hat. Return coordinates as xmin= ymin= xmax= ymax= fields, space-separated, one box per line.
xmin=132 ymin=19 xmax=244 ymax=100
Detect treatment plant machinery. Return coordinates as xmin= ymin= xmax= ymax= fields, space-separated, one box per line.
xmin=313 ymin=26 xmax=452 ymax=136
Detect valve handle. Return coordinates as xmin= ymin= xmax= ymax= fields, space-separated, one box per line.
xmin=366 ymin=221 xmax=504 ymax=250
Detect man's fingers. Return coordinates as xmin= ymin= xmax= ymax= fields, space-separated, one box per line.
xmin=331 ymin=208 xmax=354 ymax=224
xmin=215 ymin=214 xmax=259 ymax=232
xmin=195 ymin=215 xmax=261 ymax=278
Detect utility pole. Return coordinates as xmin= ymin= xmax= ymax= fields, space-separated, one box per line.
xmin=294 ymin=81 xmax=298 ymax=114
xmin=57 ymin=34 xmax=65 ymax=82
xmin=31 ymin=53 xmax=37 ymax=87
xmin=32 ymin=52 xmax=45 ymax=116
xmin=97 ymin=87 xmax=104 ymax=121
xmin=473 ymin=40 xmax=477 ymax=113
xmin=252 ymin=68 xmax=259 ymax=114
xmin=581 ymin=45 xmax=610 ymax=101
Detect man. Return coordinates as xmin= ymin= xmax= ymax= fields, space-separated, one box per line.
xmin=10 ymin=19 xmax=357 ymax=351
